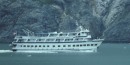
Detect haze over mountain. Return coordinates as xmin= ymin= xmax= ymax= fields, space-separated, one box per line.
xmin=0 ymin=0 xmax=130 ymax=43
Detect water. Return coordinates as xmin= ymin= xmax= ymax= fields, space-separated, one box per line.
xmin=0 ymin=43 xmax=130 ymax=65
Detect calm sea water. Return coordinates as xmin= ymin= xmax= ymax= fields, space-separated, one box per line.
xmin=0 ymin=43 xmax=130 ymax=65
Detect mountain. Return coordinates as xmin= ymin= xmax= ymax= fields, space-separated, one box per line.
xmin=0 ymin=0 xmax=130 ymax=43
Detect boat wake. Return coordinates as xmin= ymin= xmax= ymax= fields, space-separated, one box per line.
xmin=0 ymin=50 xmax=94 ymax=53
xmin=0 ymin=50 xmax=57 ymax=53
xmin=16 ymin=51 xmax=58 ymax=53
xmin=0 ymin=50 xmax=13 ymax=53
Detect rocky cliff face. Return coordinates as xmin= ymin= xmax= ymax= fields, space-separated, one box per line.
xmin=0 ymin=0 xmax=130 ymax=43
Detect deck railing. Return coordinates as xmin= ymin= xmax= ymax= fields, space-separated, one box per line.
xmin=13 ymin=36 xmax=92 ymax=43
xmin=13 ymin=31 xmax=92 ymax=43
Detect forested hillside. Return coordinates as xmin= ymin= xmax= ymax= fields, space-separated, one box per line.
xmin=0 ymin=0 xmax=130 ymax=43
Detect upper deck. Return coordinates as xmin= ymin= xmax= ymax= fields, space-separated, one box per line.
xmin=13 ymin=29 xmax=92 ymax=43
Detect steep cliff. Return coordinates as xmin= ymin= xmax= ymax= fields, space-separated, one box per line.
xmin=0 ymin=0 xmax=130 ymax=43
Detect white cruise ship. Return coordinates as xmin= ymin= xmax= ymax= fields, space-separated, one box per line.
xmin=10 ymin=28 xmax=103 ymax=53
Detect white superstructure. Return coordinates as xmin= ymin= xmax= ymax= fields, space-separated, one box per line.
xmin=11 ymin=28 xmax=103 ymax=53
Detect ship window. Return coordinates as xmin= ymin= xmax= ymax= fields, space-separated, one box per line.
xmin=75 ymin=38 xmax=83 ymax=41
xmin=27 ymin=45 xmax=30 ymax=47
xmin=91 ymin=44 xmax=93 ymax=46
xmin=80 ymin=44 xmax=82 ymax=47
xmin=73 ymin=45 xmax=75 ymax=47
xmin=56 ymin=39 xmax=61 ymax=42
xmin=75 ymin=38 xmax=79 ymax=41
xmin=39 ymin=45 xmax=41 ymax=47
xmin=28 ymin=39 xmax=30 ymax=41
xmin=83 ymin=44 xmax=86 ymax=46
xmin=76 ymin=45 xmax=79 ymax=47
xmin=63 ymin=45 xmax=66 ymax=47
xmin=28 ymin=39 xmax=35 ymax=42
xmin=59 ymin=34 xmax=63 ymax=36
xmin=20 ymin=45 xmax=22 ymax=47
xmin=78 ymin=33 xmax=80 ymax=35
xmin=59 ymin=34 xmax=67 ymax=36
xmin=18 ymin=39 xmax=25 ymax=42
xmin=87 ymin=44 xmax=90 ymax=46
xmin=58 ymin=45 xmax=60 ymax=47
xmin=13 ymin=39 xmax=17 ymax=42
xmin=43 ymin=45 xmax=45 ymax=47
xmin=38 ymin=39 xmax=45 ymax=42
xmin=65 ymin=39 xmax=73 ymax=42
xmin=31 ymin=45 xmax=33 ymax=47
xmin=53 ymin=45 xmax=55 ymax=47
xmin=37 ymin=39 xmax=41 ymax=41
xmin=13 ymin=44 xmax=17 ymax=47
xmin=95 ymin=44 xmax=97 ymax=46
xmin=47 ymin=45 xmax=49 ymax=47
xmin=68 ymin=45 xmax=71 ymax=47
xmin=35 ymin=45 xmax=37 ymax=47
xmin=23 ymin=45 xmax=26 ymax=47
xmin=69 ymin=33 xmax=77 ymax=36
xmin=56 ymin=39 xmax=64 ymax=42
xmin=47 ymin=39 xmax=54 ymax=42
xmin=50 ymin=34 xmax=57 ymax=37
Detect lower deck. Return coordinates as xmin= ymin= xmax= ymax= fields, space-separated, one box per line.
xmin=12 ymin=41 xmax=101 ymax=52
xmin=14 ymin=49 xmax=97 ymax=53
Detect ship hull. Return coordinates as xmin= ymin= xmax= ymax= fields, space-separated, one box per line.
xmin=12 ymin=41 xmax=102 ymax=53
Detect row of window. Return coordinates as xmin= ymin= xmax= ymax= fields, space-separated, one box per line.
xmin=19 ymin=44 xmax=97 ymax=48
xmin=16 ymin=38 xmax=88 ymax=42
xmin=36 ymin=33 xmax=82 ymax=37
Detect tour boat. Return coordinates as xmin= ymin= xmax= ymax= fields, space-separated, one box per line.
xmin=10 ymin=27 xmax=103 ymax=53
